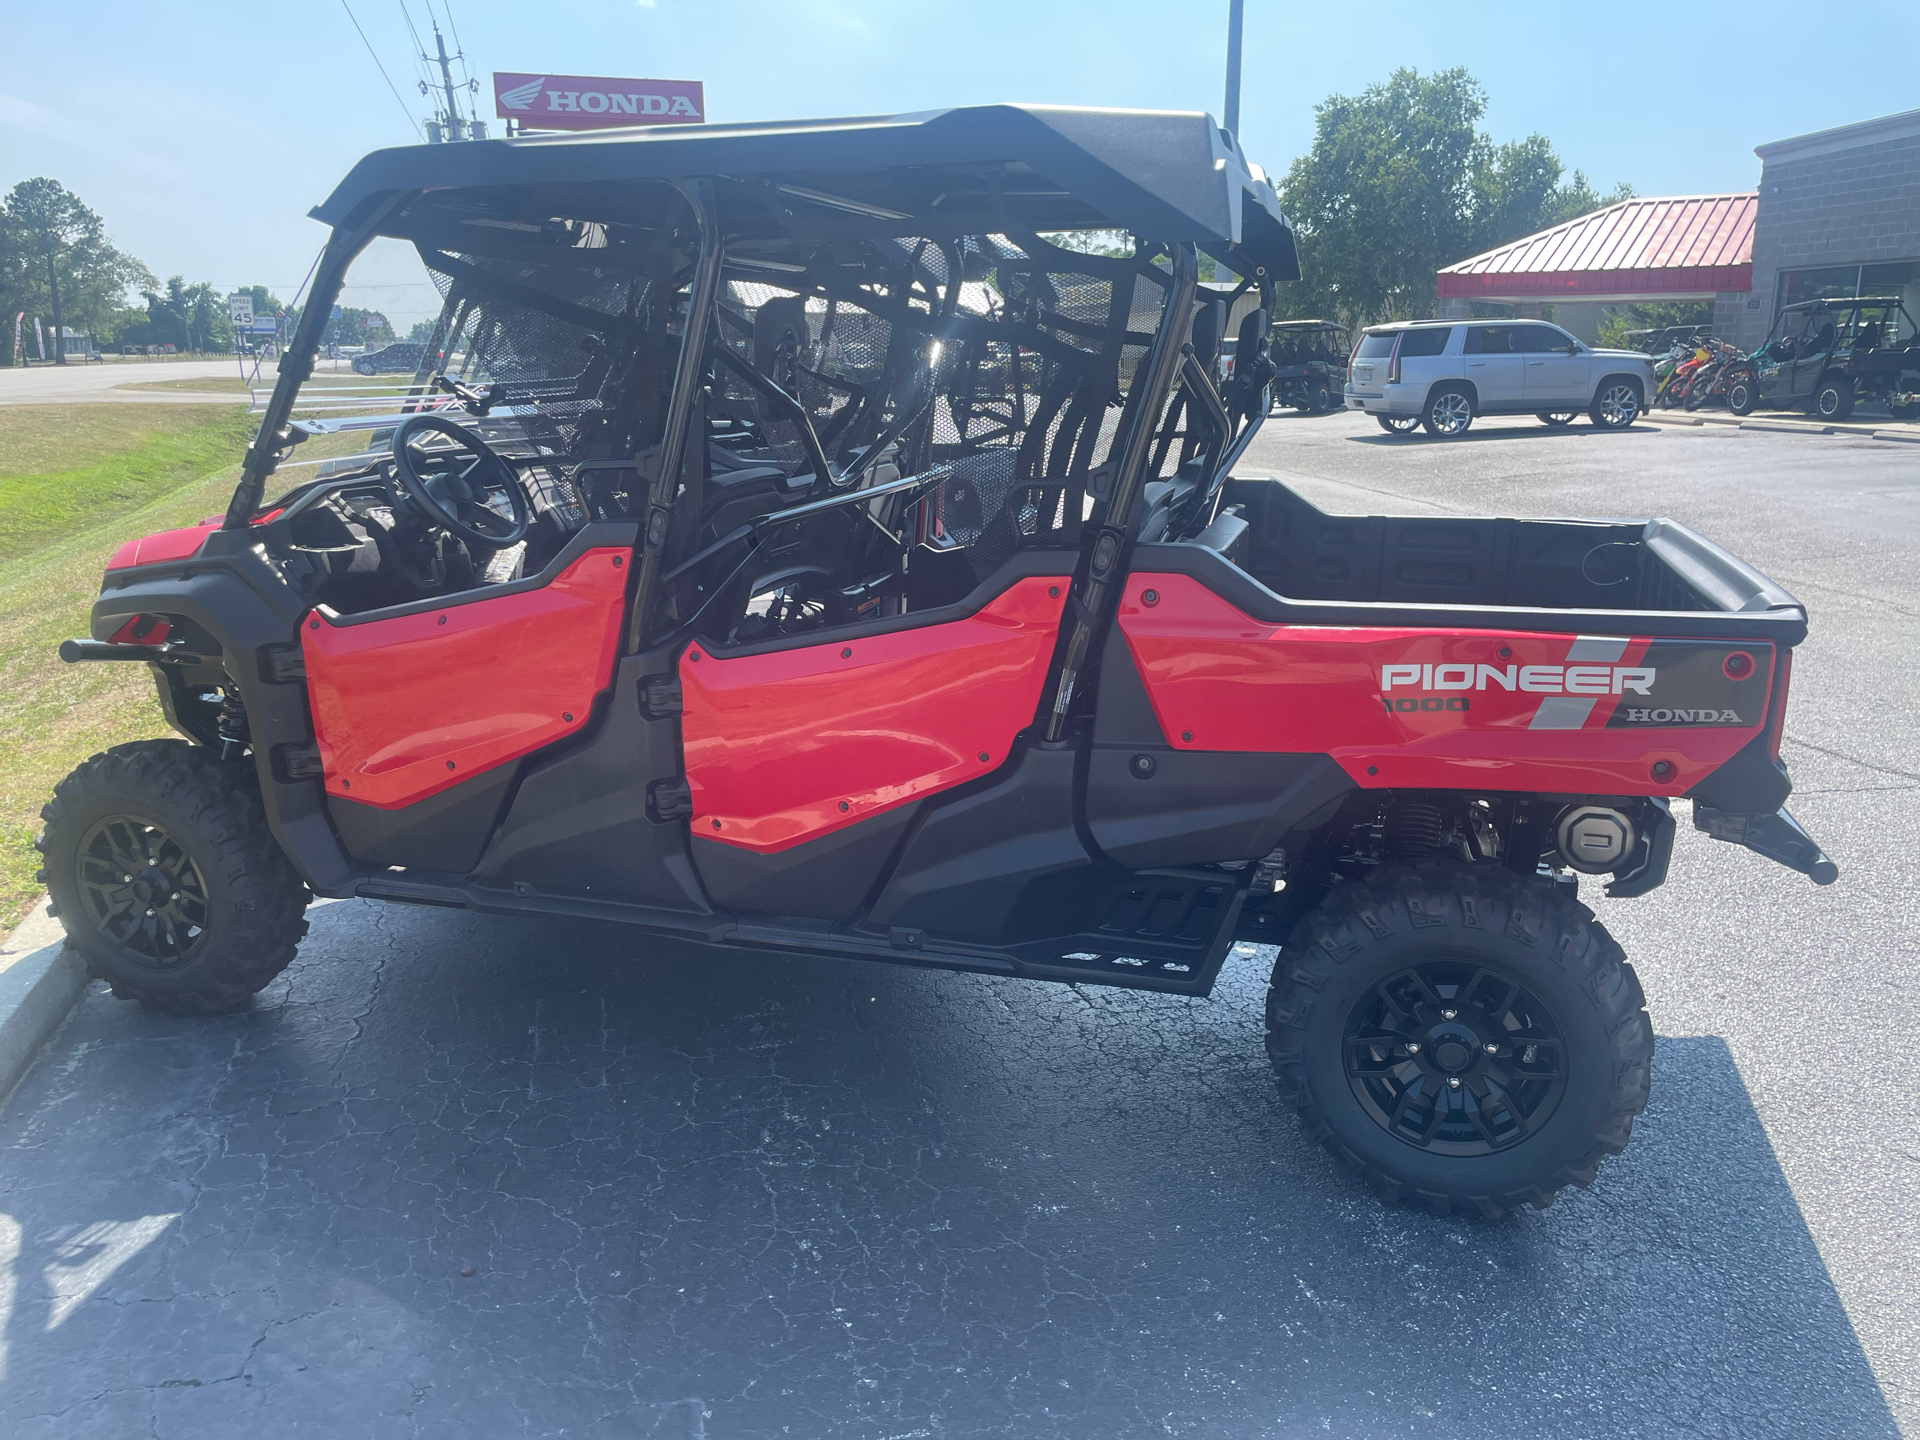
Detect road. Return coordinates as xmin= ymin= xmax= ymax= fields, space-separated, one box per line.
xmin=0 ymin=410 xmax=1914 ymax=1438
xmin=0 ymin=358 xmax=259 ymax=406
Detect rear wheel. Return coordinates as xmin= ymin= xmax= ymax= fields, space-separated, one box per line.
xmin=1590 ymin=379 xmax=1643 ymax=429
xmin=1421 ymin=386 xmax=1474 ymax=438
xmin=39 ymin=740 xmax=309 ymax=1014
xmin=1536 ymin=411 xmax=1577 ymax=427
xmin=1813 ymin=375 xmax=1856 ymax=421
xmin=1725 ymin=368 xmax=1758 ymax=416
xmin=1265 ymin=862 xmax=1652 ymax=1216
xmin=1376 ymin=415 xmax=1420 ymax=436
xmin=1305 ymin=380 xmax=1333 ymax=414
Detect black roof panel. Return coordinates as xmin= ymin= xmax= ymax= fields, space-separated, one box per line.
xmin=311 ymin=104 xmax=1298 ymax=281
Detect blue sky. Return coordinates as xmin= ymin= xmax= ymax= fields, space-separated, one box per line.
xmin=4 ymin=0 xmax=1916 ymax=327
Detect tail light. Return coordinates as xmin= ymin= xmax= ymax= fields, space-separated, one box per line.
xmin=1386 ymin=333 xmax=1405 ymax=385
xmin=1765 ymin=648 xmax=1793 ymax=764
xmin=1347 ymin=336 xmax=1361 ymax=385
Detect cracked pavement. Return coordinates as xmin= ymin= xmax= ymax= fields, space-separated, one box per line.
xmin=0 ymin=413 xmax=1914 ymax=1437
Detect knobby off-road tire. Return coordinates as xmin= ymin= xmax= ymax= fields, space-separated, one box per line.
xmin=1725 ymin=368 xmax=1758 ymax=416
xmin=1813 ymin=375 xmax=1855 ymax=421
xmin=39 ymin=740 xmax=309 ymax=1014
xmin=1265 ymin=861 xmax=1652 ymax=1216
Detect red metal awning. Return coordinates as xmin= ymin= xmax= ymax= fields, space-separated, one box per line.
xmin=1436 ymin=194 xmax=1756 ymax=303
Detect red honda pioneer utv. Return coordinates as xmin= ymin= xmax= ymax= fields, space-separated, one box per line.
xmin=42 ymin=106 xmax=1835 ymax=1215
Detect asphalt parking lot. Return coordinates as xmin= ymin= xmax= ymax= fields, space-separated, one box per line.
xmin=1 ymin=409 xmax=1915 ymax=1438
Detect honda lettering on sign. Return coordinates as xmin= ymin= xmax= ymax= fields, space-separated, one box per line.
xmin=492 ymin=72 xmax=704 ymax=130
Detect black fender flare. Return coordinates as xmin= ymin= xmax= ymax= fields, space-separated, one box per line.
xmin=88 ymin=531 xmax=353 ymax=892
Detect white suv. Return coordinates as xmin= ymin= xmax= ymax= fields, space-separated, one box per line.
xmin=1344 ymin=320 xmax=1654 ymax=438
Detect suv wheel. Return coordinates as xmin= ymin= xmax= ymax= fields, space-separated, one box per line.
xmin=1266 ymin=862 xmax=1653 ymax=1216
xmin=1813 ymin=375 xmax=1855 ymax=421
xmin=1589 ymin=379 xmax=1642 ymax=430
xmin=1376 ymin=415 xmax=1420 ymax=436
xmin=1421 ymin=386 xmax=1474 ymax=438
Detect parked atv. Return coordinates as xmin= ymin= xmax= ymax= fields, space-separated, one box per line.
xmin=43 ymin=105 xmax=1836 ymax=1216
xmin=1267 ymin=319 xmax=1348 ymax=414
xmin=1724 ymin=295 xmax=1920 ymax=419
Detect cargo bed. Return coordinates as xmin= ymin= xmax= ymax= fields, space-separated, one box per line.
xmin=1189 ymin=478 xmax=1806 ymax=644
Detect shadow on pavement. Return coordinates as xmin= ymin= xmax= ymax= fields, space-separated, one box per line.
xmin=0 ymin=899 xmax=1897 ymax=1439
xmin=1343 ymin=423 xmax=1660 ymax=446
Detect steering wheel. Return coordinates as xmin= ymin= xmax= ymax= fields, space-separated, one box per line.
xmin=389 ymin=413 xmax=530 ymax=550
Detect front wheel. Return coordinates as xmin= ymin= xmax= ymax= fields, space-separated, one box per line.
xmin=1265 ymin=862 xmax=1652 ymax=1215
xmin=1536 ymin=411 xmax=1577 ymax=427
xmin=1376 ymin=415 xmax=1421 ymax=435
xmin=1725 ymin=369 xmax=1758 ymax=416
xmin=39 ymin=740 xmax=310 ymax=1013
xmin=1590 ymin=379 xmax=1643 ymax=429
xmin=1421 ymin=386 xmax=1474 ymax=438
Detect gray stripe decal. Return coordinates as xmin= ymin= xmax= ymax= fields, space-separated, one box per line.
xmin=1531 ymin=696 xmax=1598 ymax=730
xmin=1565 ymin=635 xmax=1628 ymax=662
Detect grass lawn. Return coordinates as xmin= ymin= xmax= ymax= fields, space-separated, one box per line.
xmin=0 ymin=403 xmax=258 ymax=931
xmin=0 ymin=404 xmax=257 ymax=568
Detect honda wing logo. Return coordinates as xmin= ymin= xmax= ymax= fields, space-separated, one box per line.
xmin=498 ymin=77 xmax=546 ymax=110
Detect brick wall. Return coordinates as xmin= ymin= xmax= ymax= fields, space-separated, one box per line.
xmin=1734 ymin=125 xmax=1920 ymax=348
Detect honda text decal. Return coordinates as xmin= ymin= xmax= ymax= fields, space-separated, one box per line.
xmin=1376 ymin=637 xmax=1768 ymax=729
xmin=493 ymin=73 xmax=704 ymax=130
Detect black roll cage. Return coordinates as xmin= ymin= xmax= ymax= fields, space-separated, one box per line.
xmin=229 ymin=166 xmax=1274 ymax=741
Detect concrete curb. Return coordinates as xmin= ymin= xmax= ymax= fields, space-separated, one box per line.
xmin=1640 ymin=412 xmax=1920 ymax=442
xmin=0 ymin=898 xmax=85 ymax=1109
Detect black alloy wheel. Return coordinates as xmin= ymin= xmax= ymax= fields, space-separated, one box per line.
xmin=1813 ymin=375 xmax=1855 ymax=421
xmin=1343 ymin=959 xmax=1567 ymax=1156
xmin=1307 ymin=381 xmax=1333 ymax=413
xmin=1264 ymin=861 xmax=1653 ymax=1215
xmin=40 ymin=739 xmax=310 ymax=1013
xmin=73 ymin=814 xmax=211 ymax=967
xmin=1537 ymin=411 xmax=1578 ymax=427
xmin=1376 ymin=415 xmax=1421 ymax=435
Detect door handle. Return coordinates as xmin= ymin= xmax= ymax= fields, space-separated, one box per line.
xmin=1468 ymin=361 xmax=1486 ymax=367
xmin=1527 ymin=360 xmax=1545 ymax=366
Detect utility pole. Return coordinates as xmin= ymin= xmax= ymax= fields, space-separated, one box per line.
xmin=1223 ymin=0 xmax=1244 ymax=139
xmin=430 ymin=22 xmax=463 ymax=141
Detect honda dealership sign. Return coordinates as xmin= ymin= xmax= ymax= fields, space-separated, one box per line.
xmin=493 ymin=73 xmax=704 ymax=130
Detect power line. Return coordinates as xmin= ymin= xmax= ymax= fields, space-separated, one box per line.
xmin=438 ymin=0 xmax=468 ymax=71
xmin=396 ymin=0 xmax=428 ymax=92
xmin=340 ymin=0 xmax=418 ymax=135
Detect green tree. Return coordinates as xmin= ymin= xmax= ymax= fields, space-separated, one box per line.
xmin=0 ymin=178 xmax=153 ymax=363
xmin=1276 ymin=69 xmax=1631 ymax=325
xmin=138 ymin=277 xmax=234 ymax=353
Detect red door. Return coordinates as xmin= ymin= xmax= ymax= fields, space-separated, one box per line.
xmin=679 ymin=575 xmax=1070 ymax=853
xmin=302 ymin=547 xmax=631 ymax=809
